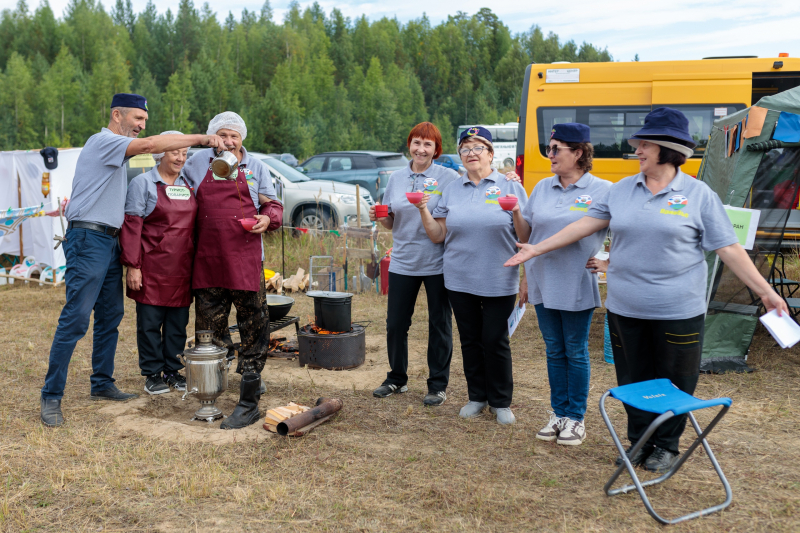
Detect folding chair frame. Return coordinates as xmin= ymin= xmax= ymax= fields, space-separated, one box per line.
xmin=599 ymin=391 xmax=733 ymax=525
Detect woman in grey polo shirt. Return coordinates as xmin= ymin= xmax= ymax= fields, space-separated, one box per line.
xmin=513 ymin=123 xmax=611 ymax=446
xmin=417 ymin=126 xmax=528 ymax=425
xmin=506 ymin=108 xmax=787 ymax=471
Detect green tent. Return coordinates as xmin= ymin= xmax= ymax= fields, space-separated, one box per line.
xmin=698 ymin=87 xmax=800 ymax=372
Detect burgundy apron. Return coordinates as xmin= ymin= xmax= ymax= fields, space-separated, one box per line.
xmin=192 ymin=159 xmax=262 ymax=292
xmin=124 ymin=181 xmax=197 ymax=307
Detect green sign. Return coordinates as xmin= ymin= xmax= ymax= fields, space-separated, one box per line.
xmin=724 ymin=206 xmax=760 ymax=250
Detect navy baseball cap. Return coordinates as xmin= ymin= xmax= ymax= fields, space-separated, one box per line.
xmin=459 ymin=126 xmax=493 ymax=146
xmin=550 ymin=123 xmax=591 ymax=143
xmin=39 ymin=147 xmax=58 ymax=170
xmin=110 ymin=93 xmax=148 ymax=112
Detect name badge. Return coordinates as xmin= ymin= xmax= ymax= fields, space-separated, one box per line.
xmin=165 ymin=186 xmax=191 ymax=200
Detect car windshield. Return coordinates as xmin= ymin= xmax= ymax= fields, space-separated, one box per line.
xmin=375 ymin=154 xmax=408 ymax=167
xmin=260 ymin=158 xmax=310 ymax=182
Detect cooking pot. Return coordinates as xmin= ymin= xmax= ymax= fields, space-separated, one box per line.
xmin=307 ymin=291 xmax=353 ymax=332
xmin=266 ymin=295 xmax=294 ymax=321
xmin=210 ymin=150 xmax=238 ymax=179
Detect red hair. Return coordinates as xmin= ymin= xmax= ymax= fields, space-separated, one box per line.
xmin=407 ymin=122 xmax=443 ymax=159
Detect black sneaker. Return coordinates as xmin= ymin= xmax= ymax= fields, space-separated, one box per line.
xmin=372 ymin=383 xmax=408 ymax=398
xmin=163 ymin=372 xmax=187 ymax=391
xmin=144 ymin=375 xmax=170 ymax=395
xmin=644 ymin=446 xmax=680 ymax=474
xmin=91 ymin=383 xmax=139 ymax=401
xmin=423 ymin=391 xmax=447 ymax=406
xmin=615 ymin=444 xmax=654 ymax=466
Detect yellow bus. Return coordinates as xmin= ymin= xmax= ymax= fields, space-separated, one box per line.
xmin=516 ymin=56 xmax=800 ymax=194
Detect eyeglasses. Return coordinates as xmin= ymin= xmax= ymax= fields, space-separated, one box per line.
xmin=458 ymin=146 xmax=486 ymax=157
xmin=545 ymin=145 xmax=574 ymax=156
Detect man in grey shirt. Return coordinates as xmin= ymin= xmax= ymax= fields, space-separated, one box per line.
xmin=41 ymin=93 xmax=225 ymax=428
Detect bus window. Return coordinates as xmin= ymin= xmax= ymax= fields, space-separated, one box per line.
xmin=494 ymin=128 xmax=517 ymax=142
xmin=538 ymin=105 xmax=745 ymax=158
xmin=666 ymin=105 xmax=745 ymax=156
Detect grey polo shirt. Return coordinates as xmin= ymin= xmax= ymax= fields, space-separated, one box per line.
xmin=183 ymin=146 xmax=278 ymax=208
xmin=384 ymin=162 xmax=460 ymax=276
xmin=65 ymin=128 xmax=135 ymax=228
xmin=522 ymin=173 xmax=611 ymax=311
xmin=588 ymin=170 xmax=738 ymax=320
xmin=431 ymin=170 xmax=528 ymax=297
xmin=124 ymin=166 xmax=192 ymax=218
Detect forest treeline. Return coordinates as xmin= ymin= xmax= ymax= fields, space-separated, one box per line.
xmin=0 ymin=0 xmax=613 ymax=157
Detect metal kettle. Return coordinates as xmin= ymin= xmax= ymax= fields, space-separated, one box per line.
xmin=211 ymin=150 xmax=239 ymax=179
xmin=180 ymin=330 xmax=231 ymax=422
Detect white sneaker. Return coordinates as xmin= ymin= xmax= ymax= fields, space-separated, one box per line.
xmin=536 ymin=411 xmax=563 ymax=441
xmin=556 ymin=418 xmax=586 ymax=446
xmin=459 ymin=401 xmax=488 ymax=418
xmin=490 ymin=406 xmax=516 ymax=425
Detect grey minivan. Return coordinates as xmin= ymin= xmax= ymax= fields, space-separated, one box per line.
xmin=300 ymin=151 xmax=408 ymax=202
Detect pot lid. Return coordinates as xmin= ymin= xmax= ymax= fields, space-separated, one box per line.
xmin=306 ymin=291 xmax=354 ymax=298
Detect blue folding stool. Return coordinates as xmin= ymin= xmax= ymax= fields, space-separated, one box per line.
xmin=599 ymin=379 xmax=733 ymax=524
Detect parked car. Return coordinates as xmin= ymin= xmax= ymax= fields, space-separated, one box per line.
xmin=267 ymin=153 xmax=299 ymax=167
xmin=299 ymin=151 xmax=408 ymax=202
xmin=434 ymin=154 xmax=465 ymax=175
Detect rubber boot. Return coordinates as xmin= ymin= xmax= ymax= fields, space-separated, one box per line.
xmin=220 ymin=372 xmax=261 ymax=430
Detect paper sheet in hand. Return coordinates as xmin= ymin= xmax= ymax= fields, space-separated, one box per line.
xmin=508 ymin=304 xmax=526 ymax=338
xmin=759 ymin=309 xmax=800 ymax=349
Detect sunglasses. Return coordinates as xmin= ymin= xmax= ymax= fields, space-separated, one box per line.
xmin=546 ymin=145 xmax=574 ymax=156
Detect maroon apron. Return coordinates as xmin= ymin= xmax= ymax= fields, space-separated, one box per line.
xmin=124 ymin=181 xmax=197 ymax=307
xmin=192 ymin=160 xmax=262 ymax=292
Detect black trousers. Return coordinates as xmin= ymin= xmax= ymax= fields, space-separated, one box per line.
xmin=607 ymin=311 xmax=705 ymax=454
xmin=195 ymin=278 xmax=269 ymax=374
xmin=383 ymin=272 xmax=453 ymax=392
xmin=448 ymin=291 xmax=517 ymax=408
xmin=136 ymin=302 xmax=189 ymax=377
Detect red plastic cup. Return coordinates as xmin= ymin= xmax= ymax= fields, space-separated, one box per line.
xmin=375 ymin=204 xmax=389 ymax=218
xmin=406 ymin=192 xmax=424 ymax=204
xmin=498 ymin=196 xmax=518 ymax=210
xmin=239 ymin=218 xmax=258 ymax=231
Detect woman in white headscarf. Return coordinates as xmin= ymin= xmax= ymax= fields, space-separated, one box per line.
xmin=120 ymin=131 xmax=198 ymax=395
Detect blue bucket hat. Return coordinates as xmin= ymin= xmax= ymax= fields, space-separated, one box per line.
xmin=550 ymin=123 xmax=591 ymax=143
xmin=628 ymin=107 xmax=696 ymax=157
xmin=110 ymin=93 xmax=148 ymax=112
xmin=459 ymin=126 xmax=493 ymax=147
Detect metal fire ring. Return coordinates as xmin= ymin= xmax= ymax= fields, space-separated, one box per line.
xmin=297 ymin=325 xmax=366 ymax=370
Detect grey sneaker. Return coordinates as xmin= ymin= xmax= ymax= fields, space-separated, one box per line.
xmin=144 ymin=375 xmax=169 ymax=395
xmin=490 ymin=407 xmax=516 ymax=425
xmin=536 ymin=411 xmax=563 ymax=441
xmin=373 ymin=383 xmax=408 ymax=398
xmin=91 ymin=383 xmax=139 ymax=401
xmin=423 ymin=391 xmax=447 ymax=406
xmin=459 ymin=401 xmax=488 ymax=418
xmin=556 ymin=418 xmax=585 ymax=446
xmin=644 ymin=446 xmax=680 ymax=474
xmin=162 ymin=372 xmax=186 ymax=391
xmin=40 ymin=398 xmax=64 ymax=427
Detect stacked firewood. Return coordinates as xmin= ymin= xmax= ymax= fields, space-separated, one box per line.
xmin=266 ymin=268 xmax=311 ymax=293
xmin=263 ymin=402 xmax=310 ymax=432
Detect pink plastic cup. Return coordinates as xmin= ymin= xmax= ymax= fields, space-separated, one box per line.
xmin=406 ymin=192 xmax=424 ymax=204
xmin=498 ymin=196 xmax=518 ymax=210
xmin=375 ymin=204 xmax=389 ymax=218
xmin=240 ymin=218 xmax=258 ymax=231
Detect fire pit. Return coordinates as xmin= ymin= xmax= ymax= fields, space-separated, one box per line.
xmin=297 ymin=324 xmax=366 ymax=370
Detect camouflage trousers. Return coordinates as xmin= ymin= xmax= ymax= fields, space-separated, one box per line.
xmin=194 ymin=278 xmax=269 ymax=374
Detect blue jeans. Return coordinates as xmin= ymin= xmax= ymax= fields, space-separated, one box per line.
xmin=41 ymin=228 xmax=124 ymax=399
xmin=534 ymin=304 xmax=593 ymax=421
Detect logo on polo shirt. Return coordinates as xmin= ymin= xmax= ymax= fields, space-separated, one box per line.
xmin=484 ymin=185 xmax=502 ymax=204
xmin=660 ymin=194 xmax=689 ymax=218
xmin=244 ymin=168 xmax=255 ymax=186
xmin=570 ymin=194 xmax=592 ymax=212
xmin=423 ymin=177 xmax=438 ymax=192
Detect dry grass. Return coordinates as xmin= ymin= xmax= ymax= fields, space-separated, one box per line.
xmin=1 ymin=272 xmax=800 ymax=531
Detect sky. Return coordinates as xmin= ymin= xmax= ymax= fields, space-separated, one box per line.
xmin=3 ymin=0 xmax=799 ymax=62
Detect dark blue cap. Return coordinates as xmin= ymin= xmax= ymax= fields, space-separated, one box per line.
xmin=110 ymin=93 xmax=148 ymax=112
xmin=550 ymin=123 xmax=590 ymax=143
xmin=459 ymin=126 xmax=493 ymax=146
xmin=39 ymin=146 xmax=58 ymax=169
xmin=629 ymin=107 xmax=696 ymax=148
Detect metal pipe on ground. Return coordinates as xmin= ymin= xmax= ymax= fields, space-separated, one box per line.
xmin=276 ymin=397 xmax=343 ymax=436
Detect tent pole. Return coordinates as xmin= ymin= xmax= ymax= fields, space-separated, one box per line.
xmin=17 ymin=172 xmax=23 ymax=260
